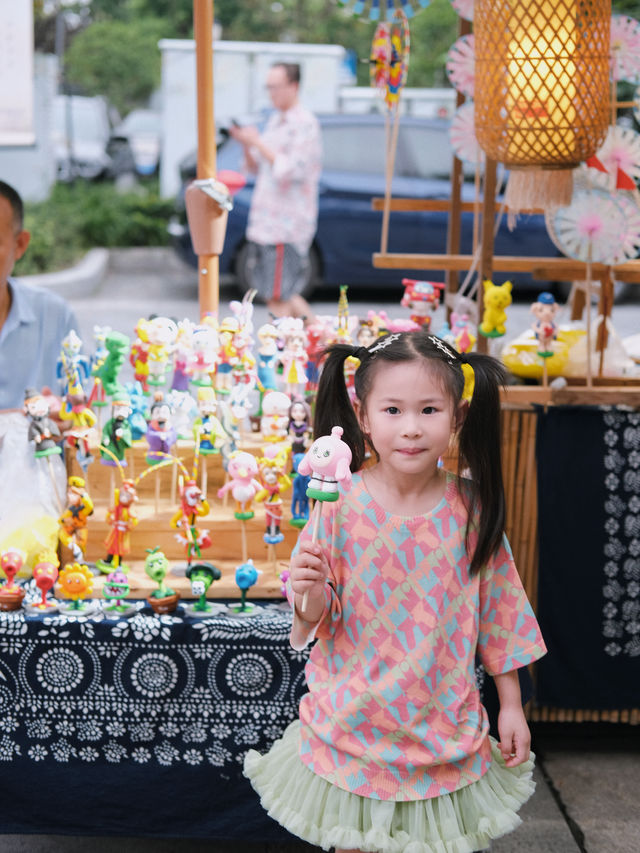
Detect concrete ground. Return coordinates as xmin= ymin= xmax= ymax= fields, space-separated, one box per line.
xmin=8 ymin=248 xmax=639 ymax=852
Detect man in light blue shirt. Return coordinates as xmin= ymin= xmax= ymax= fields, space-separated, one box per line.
xmin=0 ymin=180 xmax=77 ymax=410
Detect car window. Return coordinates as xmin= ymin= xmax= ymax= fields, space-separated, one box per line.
xmin=401 ymin=125 xmax=475 ymax=181
xmin=322 ymin=125 xmax=387 ymax=174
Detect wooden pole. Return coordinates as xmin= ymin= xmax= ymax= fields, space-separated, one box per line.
xmin=477 ymin=157 xmax=498 ymax=355
xmin=193 ymin=0 xmax=219 ymax=318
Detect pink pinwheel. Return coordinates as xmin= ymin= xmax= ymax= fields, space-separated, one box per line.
xmin=449 ymin=102 xmax=484 ymax=166
xmin=610 ymin=14 xmax=640 ymax=83
xmin=446 ymin=33 xmax=475 ymax=98
xmin=546 ymin=189 xmax=627 ymax=264
xmin=592 ymin=125 xmax=640 ymax=189
xmin=609 ymin=194 xmax=640 ymax=265
xmin=450 ymin=0 xmax=474 ymax=22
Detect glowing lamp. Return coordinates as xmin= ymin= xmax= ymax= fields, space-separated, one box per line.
xmin=474 ymin=0 xmax=610 ymax=214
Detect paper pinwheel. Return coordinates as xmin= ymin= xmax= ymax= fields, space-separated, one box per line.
xmin=370 ymin=21 xmax=392 ymax=94
xmin=588 ymin=125 xmax=640 ymax=191
xmin=384 ymin=10 xmax=410 ymax=109
xmin=339 ymin=0 xmax=429 ymax=19
xmin=446 ymin=33 xmax=475 ymax=98
xmin=450 ymin=0 xmax=473 ymax=21
xmin=609 ymin=14 xmax=640 ymax=83
xmin=449 ymin=102 xmax=484 ymax=166
xmin=545 ymin=189 xmax=627 ymax=265
xmin=608 ymin=194 xmax=640 ymax=265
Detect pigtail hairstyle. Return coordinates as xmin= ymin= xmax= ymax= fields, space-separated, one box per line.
xmin=456 ymin=351 xmax=507 ymax=574
xmin=313 ymin=343 xmax=366 ymax=472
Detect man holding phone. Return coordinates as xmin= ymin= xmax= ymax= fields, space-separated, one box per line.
xmin=229 ymin=62 xmax=321 ymax=322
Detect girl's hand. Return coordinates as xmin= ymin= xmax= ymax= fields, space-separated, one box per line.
xmin=289 ymin=542 xmax=330 ymax=621
xmin=496 ymin=705 xmax=531 ymax=768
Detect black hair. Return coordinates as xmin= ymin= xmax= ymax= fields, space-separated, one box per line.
xmin=0 ymin=180 xmax=24 ymax=231
xmin=313 ymin=330 xmax=507 ymax=575
xmin=271 ymin=62 xmax=301 ymax=85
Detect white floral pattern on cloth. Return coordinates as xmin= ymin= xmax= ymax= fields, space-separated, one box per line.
xmin=602 ymin=410 xmax=640 ymax=658
xmin=0 ymin=589 xmax=309 ymax=767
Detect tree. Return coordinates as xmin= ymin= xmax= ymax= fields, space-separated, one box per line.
xmin=64 ymin=17 xmax=166 ymax=115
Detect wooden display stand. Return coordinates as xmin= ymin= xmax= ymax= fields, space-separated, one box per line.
xmin=65 ymin=436 xmax=298 ymax=601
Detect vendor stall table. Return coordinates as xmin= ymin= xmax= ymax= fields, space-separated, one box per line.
xmin=0 ymin=597 xmax=309 ymax=841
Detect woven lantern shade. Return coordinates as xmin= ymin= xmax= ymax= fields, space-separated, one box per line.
xmin=474 ymin=0 xmax=610 ymax=215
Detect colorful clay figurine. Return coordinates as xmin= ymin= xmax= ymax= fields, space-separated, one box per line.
xmin=288 ymin=398 xmax=312 ymax=455
xmin=256 ymin=452 xmax=291 ymax=545
xmin=184 ymin=562 xmax=223 ymax=615
xmin=87 ymin=324 xmax=111 ymax=407
xmin=171 ymin=320 xmax=195 ymax=392
xmin=256 ymin=323 xmax=279 ymax=392
xmin=57 ymin=329 xmax=90 ymax=397
xmin=24 ymin=388 xmax=61 ymax=457
xmin=356 ymin=319 xmax=378 ymax=349
xmin=451 ymin=310 xmax=476 ymax=354
xmin=101 ymin=393 xmax=133 ymax=465
xmin=261 ymin=390 xmax=291 ymax=443
xmin=194 ymin=387 xmax=228 ymax=454
xmin=125 ymin=381 xmax=150 ymax=440
xmin=102 ymin=568 xmax=136 ymax=617
xmin=531 ymin=291 xmax=559 ymax=357
xmin=170 ymin=478 xmax=212 ymax=567
xmin=130 ymin=318 xmax=151 ymax=393
xmin=280 ymin=321 xmax=308 ymax=398
xmin=217 ymin=451 xmax=262 ymax=520
xmin=97 ymin=479 xmax=138 ymax=573
xmin=56 ymin=561 xmax=96 ymax=614
xmin=0 ymin=548 xmax=26 ymax=611
xmin=479 ymin=279 xmax=513 ymax=338
xmin=401 ymin=279 xmax=445 ymax=330
xmin=228 ymin=559 xmax=261 ymax=615
xmin=290 ymin=452 xmax=311 ymax=529
xmin=298 ymin=425 xmax=353 ymax=502
xmin=145 ymin=394 xmax=177 ymax=465
xmin=144 ymin=547 xmax=180 ymax=613
xmin=93 ymin=330 xmax=131 ymax=400
xmin=188 ymin=321 xmax=219 ymax=388
xmin=298 ymin=426 xmax=353 ymax=611
xmin=59 ymin=387 xmax=98 ymax=474
xmin=29 ymin=552 xmax=60 ymax=613
xmin=147 ymin=316 xmax=178 ymax=388
xmin=58 ymin=476 xmax=94 ymax=561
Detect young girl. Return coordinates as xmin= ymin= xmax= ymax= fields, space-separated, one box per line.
xmin=245 ymin=330 xmax=547 ymax=853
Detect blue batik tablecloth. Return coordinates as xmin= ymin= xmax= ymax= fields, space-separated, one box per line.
xmin=0 ymin=588 xmax=309 ymax=840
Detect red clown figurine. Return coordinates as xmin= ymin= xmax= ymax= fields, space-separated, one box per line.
xmin=401 ymin=278 xmax=445 ymax=330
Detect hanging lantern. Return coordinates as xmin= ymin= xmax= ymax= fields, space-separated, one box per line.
xmin=474 ymin=0 xmax=610 ymax=215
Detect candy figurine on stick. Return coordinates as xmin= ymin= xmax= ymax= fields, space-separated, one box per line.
xmin=184 ymin=563 xmax=223 ymax=617
xmin=479 ymin=279 xmax=513 ymax=338
xmin=228 ymin=559 xmax=261 ymax=616
xmin=102 ymin=569 xmax=136 ymax=617
xmin=0 ymin=548 xmax=26 ymax=611
xmin=531 ymin=291 xmax=559 ymax=357
xmin=145 ymin=547 xmax=180 ymax=614
xmin=28 ymin=553 xmax=60 ymax=613
xmin=217 ymin=451 xmax=262 ymax=520
xmin=298 ymin=426 xmax=353 ymax=611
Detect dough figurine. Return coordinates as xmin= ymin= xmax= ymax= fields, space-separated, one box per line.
xmin=531 ymin=291 xmax=559 ymax=357
xmin=0 ymin=548 xmax=26 ymax=611
xmin=145 ymin=547 xmax=180 ymax=614
xmin=58 ymin=476 xmax=94 ymax=562
xmin=217 ymin=451 xmax=262 ymax=520
xmin=184 ymin=562 xmax=223 ymax=616
xmin=228 ymin=559 xmax=262 ymax=616
xmin=24 ymin=388 xmax=62 ymax=457
xmin=101 ymin=393 xmax=133 ymax=465
xmin=29 ymin=553 xmax=60 ymax=613
xmin=479 ymin=279 xmax=513 ymax=338
xmin=145 ymin=394 xmax=177 ymax=465
xmin=97 ymin=479 xmax=138 ymax=573
xmin=401 ymin=279 xmax=445 ymax=330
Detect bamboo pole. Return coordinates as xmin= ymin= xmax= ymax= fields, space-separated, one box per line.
xmin=193 ymin=0 xmax=219 ymax=317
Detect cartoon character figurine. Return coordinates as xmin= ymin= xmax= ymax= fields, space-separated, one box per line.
xmin=29 ymin=552 xmax=60 ymax=613
xmin=401 ymin=279 xmax=445 ymax=330
xmin=298 ymin=425 xmax=353 ymax=502
xmin=24 ymin=388 xmax=61 ymax=457
xmin=479 ymin=279 xmax=513 ymax=338
xmin=288 ymin=398 xmax=312 ymax=455
xmin=147 ymin=316 xmax=178 ymax=388
xmin=145 ymin=394 xmax=177 ymax=465
xmin=0 ymin=548 xmax=26 ymax=611
xmin=184 ymin=563 xmax=222 ymax=615
xmin=125 ymin=381 xmax=150 ymax=441
xmin=58 ymin=476 xmax=94 ymax=561
xmin=228 ymin=559 xmax=262 ymax=615
xmin=257 ymin=323 xmax=279 ymax=392
xmin=59 ymin=387 xmax=98 ymax=474
xmin=56 ymin=561 xmax=96 ymax=614
xmin=531 ymin=291 xmax=559 ymax=357
xmin=170 ymin=478 xmax=212 ymax=567
xmin=130 ymin=318 xmax=151 ymax=393
xmin=144 ymin=547 xmax=180 ymax=613
xmin=256 ymin=452 xmax=291 ymax=545
xmin=261 ymin=391 xmax=292 ymax=443
xmin=56 ymin=329 xmax=90 ymax=397
xmin=92 ymin=330 xmax=131 ymax=401
xmin=193 ymin=387 xmax=228 ymax=455
xmin=290 ymin=452 xmax=311 ymax=528
xmin=217 ymin=451 xmax=262 ymax=519
xmin=101 ymin=393 xmax=133 ymax=465
xmin=280 ymin=321 xmax=308 ymax=398
xmin=97 ymin=479 xmax=138 ymax=573
xmin=451 ymin=310 xmax=476 ymax=354
xmin=102 ymin=569 xmax=136 ymax=617
xmin=188 ymin=321 xmax=219 ymax=388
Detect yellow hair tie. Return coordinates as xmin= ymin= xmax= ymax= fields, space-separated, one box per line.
xmin=460 ymin=362 xmax=475 ymax=402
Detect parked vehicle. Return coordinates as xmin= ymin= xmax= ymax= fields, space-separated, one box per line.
xmin=52 ymin=95 xmax=134 ymax=182
xmin=114 ymin=109 xmax=161 ymax=176
xmin=170 ymin=113 xmax=560 ymax=296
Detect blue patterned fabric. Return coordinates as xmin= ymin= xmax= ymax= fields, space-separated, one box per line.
xmin=0 ymin=588 xmax=309 ymax=840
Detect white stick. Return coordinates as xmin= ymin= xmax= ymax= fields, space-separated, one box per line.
xmin=301 ymin=500 xmax=323 ymax=612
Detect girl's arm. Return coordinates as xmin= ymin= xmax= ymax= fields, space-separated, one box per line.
xmin=492 ymin=669 xmax=532 ymax=768
xmin=288 ymin=541 xmax=331 ymax=649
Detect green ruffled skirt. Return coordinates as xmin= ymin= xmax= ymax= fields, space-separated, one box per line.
xmin=244 ymin=720 xmax=536 ymax=853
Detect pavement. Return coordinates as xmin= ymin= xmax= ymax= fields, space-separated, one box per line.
xmin=9 ymin=247 xmax=640 ymax=853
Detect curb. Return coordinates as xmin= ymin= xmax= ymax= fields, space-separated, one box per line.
xmin=21 ymin=247 xmax=110 ymax=300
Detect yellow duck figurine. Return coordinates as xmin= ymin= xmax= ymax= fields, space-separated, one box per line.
xmin=479 ymin=279 xmax=513 ymax=338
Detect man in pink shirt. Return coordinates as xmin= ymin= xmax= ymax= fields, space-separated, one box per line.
xmin=230 ymin=62 xmax=321 ymax=322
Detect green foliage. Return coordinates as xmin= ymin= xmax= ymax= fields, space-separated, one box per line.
xmin=14 ymin=182 xmax=173 ymax=276
xmin=64 ymin=17 xmax=166 ymax=115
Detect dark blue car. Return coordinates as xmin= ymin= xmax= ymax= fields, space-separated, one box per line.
xmin=171 ymin=113 xmax=559 ymax=295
